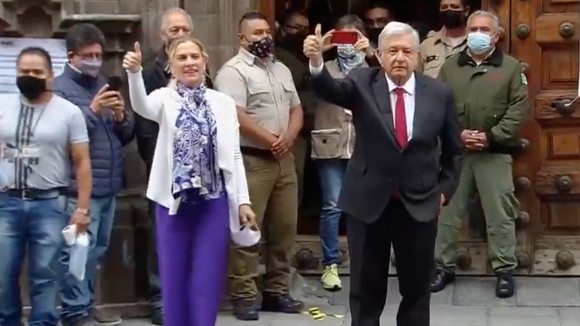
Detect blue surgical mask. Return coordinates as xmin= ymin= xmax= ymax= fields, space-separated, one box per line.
xmin=80 ymin=59 xmax=102 ymax=77
xmin=467 ymin=32 xmax=493 ymax=55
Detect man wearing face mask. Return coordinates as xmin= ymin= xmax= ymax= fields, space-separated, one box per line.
xmin=275 ymin=9 xmax=315 ymax=210
xmin=417 ymin=0 xmax=469 ymax=78
xmin=215 ymin=11 xmax=304 ymax=321
xmin=53 ymin=23 xmax=134 ymax=326
xmin=363 ymin=4 xmax=393 ymax=49
xmin=432 ymin=10 xmax=529 ymax=299
xmin=0 ymin=47 xmax=91 ymax=326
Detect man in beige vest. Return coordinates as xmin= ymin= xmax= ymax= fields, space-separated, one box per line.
xmin=310 ymin=14 xmax=369 ymax=292
xmin=214 ymin=11 xmax=304 ymax=321
xmin=418 ymin=0 xmax=469 ymax=78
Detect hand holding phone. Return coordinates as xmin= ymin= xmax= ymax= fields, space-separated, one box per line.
xmin=107 ymin=76 xmax=122 ymax=92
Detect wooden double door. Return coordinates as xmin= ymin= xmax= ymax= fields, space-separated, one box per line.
xmin=258 ymin=0 xmax=580 ymax=276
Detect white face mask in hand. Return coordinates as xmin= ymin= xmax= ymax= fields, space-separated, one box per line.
xmin=231 ymin=224 xmax=261 ymax=247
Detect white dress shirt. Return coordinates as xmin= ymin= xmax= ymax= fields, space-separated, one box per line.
xmin=310 ymin=63 xmax=416 ymax=140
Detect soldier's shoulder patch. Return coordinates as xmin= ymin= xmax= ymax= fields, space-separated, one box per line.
xmin=520 ymin=73 xmax=528 ymax=85
xmin=424 ymin=55 xmax=439 ymax=64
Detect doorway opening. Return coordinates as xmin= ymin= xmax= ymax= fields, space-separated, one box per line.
xmin=274 ymin=0 xmax=481 ymax=235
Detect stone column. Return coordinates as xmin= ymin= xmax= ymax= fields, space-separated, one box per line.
xmin=185 ymin=0 xmax=254 ymax=72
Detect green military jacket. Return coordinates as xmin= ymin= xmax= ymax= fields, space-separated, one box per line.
xmin=275 ymin=46 xmax=317 ymax=134
xmin=438 ymin=49 xmax=529 ymax=145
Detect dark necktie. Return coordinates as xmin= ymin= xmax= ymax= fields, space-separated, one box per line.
xmin=392 ymin=87 xmax=408 ymax=199
xmin=394 ymin=87 xmax=408 ymax=148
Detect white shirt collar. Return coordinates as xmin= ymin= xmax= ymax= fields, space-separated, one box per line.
xmin=385 ymin=72 xmax=416 ymax=95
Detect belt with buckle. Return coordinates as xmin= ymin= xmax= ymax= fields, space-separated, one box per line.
xmin=7 ymin=187 xmax=66 ymax=200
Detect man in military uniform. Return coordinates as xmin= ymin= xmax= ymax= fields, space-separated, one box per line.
xmin=418 ymin=0 xmax=469 ymax=78
xmin=214 ymin=11 xmax=304 ymax=321
xmin=431 ymin=10 xmax=529 ymax=299
xmin=275 ymin=10 xmax=316 ymax=208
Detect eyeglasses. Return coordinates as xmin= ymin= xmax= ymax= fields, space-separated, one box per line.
xmin=76 ymin=53 xmax=102 ymax=60
xmin=285 ymin=24 xmax=309 ymax=33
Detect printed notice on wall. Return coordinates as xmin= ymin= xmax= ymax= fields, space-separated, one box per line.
xmin=0 ymin=37 xmax=67 ymax=94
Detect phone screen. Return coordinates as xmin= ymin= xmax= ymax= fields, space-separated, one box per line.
xmin=331 ymin=31 xmax=358 ymax=45
xmin=107 ymin=76 xmax=122 ymax=91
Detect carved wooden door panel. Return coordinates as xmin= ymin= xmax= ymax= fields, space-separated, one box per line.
xmin=511 ymin=0 xmax=580 ymax=275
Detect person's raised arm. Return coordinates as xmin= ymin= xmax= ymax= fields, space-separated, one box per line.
xmin=305 ymin=24 xmax=356 ymax=109
xmin=214 ymin=65 xmax=278 ymax=149
xmin=123 ymin=42 xmax=164 ymax=123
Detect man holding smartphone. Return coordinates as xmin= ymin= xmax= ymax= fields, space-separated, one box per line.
xmin=52 ymin=23 xmax=135 ymax=326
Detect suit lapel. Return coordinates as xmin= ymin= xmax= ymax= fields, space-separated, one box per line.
xmin=371 ymin=72 xmax=397 ymax=141
xmin=411 ymin=75 xmax=428 ymax=141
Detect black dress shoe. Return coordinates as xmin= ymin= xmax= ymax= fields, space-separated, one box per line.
xmin=150 ymin=308 xmax=164 ymax=325
xmin=261 ymin=293 xmax=304 ymax=313
xmin=496 ymin=271 xmax=515 ymax=298
xmin=431 ymin=267 xmax=456 ymax=293
xmin=234 ymin=299 xmax=259 ymax=321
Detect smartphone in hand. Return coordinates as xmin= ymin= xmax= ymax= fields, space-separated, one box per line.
xmin=331 ymin=31 xmax=358 ymax=45
xmin=107 ymin=76 xmax=122 ymax=92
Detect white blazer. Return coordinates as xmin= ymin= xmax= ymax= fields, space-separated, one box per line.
xmin=126 ymin=69 xmax=251 ymax=238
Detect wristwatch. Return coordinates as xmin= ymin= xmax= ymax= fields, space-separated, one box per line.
xmin=76 ymin=208 xmax=90 ymax=216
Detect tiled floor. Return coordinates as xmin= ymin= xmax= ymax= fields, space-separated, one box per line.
xmin=84 ymin=277 xmax=580 ymax=325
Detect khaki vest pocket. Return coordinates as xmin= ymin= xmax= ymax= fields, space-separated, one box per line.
xmin=311 ymin=129 xmax=342 ymax=159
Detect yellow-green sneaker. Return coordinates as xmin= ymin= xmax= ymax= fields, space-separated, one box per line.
xmin=321 ymin=264 xmax=342 ymax=291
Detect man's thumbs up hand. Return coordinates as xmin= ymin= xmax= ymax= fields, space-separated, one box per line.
xmin=123 ymin=42 xmax=142 ymax=73
xmin=303 ymin=24 xmax=326 ymax=67
xmin=314 ymin=24 xmax=322 ymax=39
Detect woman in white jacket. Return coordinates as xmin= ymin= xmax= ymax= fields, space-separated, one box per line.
xmin=123 ymin=37 xmax=257 ymax=326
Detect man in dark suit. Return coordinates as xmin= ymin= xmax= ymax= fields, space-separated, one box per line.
xmin=303 ymin=22 xmax=464 ymax=326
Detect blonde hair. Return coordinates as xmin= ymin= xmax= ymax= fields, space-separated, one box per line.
xmin=165 ymin=36 xmax=209 ymax=72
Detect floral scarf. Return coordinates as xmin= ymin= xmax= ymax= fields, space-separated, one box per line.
xmin=336 ymin=44 xmax=366 ymax=75
xmin=172 ymin=81 xmax=222 ymax=201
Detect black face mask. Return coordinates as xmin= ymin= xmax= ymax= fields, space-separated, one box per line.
xmin=17 ymin=76 xmax=47 ymax=100
xmin=247 ymin=37 xmax=274 ymax=58
xmin=367 ymin=27 xmax=383 ymax=44
xmin=441 ymin=10 xmax=465 ymax=29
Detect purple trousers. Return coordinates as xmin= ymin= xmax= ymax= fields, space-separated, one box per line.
xmin=155 ymin=195 xmax=230 ymax=326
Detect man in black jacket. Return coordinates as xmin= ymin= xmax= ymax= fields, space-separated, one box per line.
xmin=304 ymin=22 xmax=464 ymax=326
xmin=136 ymin=7 xmax=212 ymax=325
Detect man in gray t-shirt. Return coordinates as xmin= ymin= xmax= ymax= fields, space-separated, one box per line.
xmin=0 ymin=94 xmax=88 ymax=189
xmin=0 ymin=47 xmax=92 ymax=326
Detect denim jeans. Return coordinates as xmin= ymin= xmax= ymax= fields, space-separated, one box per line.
xmin=60 ymin=196 xmax=116 ymax=324
xmin=317 ymin=159 xmax=348 ymax=266
xmin=0 ymin=193 xmax=69 ymax=326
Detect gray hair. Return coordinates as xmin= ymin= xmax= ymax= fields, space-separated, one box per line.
xmin=378 ymin=22 xmax=420 ymax=50
xmin=161 ymin=8 xmax=193 ymax=31
xmin=467 ymin=10 xmax=500 ymax=30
